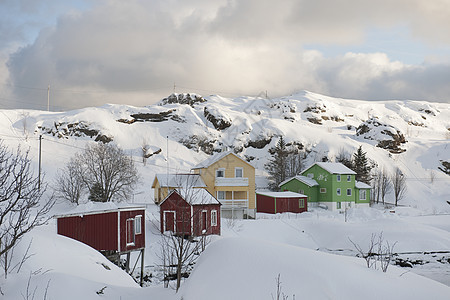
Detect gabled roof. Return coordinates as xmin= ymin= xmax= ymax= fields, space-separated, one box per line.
xmin=257 ymin=191 xmax=307 ymax=198
xmin=160 ymin=189 xmax=221 ymax=206
xmin=279 ymin=175 xmax=319 ymax=187
xmin=303 ymin=162 xmax=356 ymax=175
xmin=355 ymin=181 xmax=371 ymax=189
xmin=192 ymin=150 xmax=254 ymax=169
xmin=152 ymin=173 xmax=206 ymax=189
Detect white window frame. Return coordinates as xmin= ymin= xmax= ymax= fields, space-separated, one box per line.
xmin=359 ymin=189 xmax=366 ymax=200
xmin=299 ymin=199 xmax=305 ymax=208
xmin=347 ymin=175 xmax=351 ymax=182
xmin=336 ymin=175 xmax=341 ymax=182
xmin=211 ymin=210 xmax=218 ymax=226
xmin=347 ymin=188 xmax=352 ymax=196
xmin=217 ymin=191 xmax=225 ymax=200
xmin=336 ymin=188 xmax=341 ymax=196
xmin=216 ymin=168 xmax=225 ymax=178
xmin=298 ymin=189 xmax=304 ymax=195
xmin=235 ymin=167 xmax=243 ymax=178
xmin=135 ymin=215 xmax=142 ymax=235
xmin=126 ymin=218 xmax=135 ymax=246
xmin=163 ymin=211 xmax=176 ymax=232
xmin=337 ymin=202 xmax=341 ymax=209
xmin=320 ymin=188 xmax=326 ymax=193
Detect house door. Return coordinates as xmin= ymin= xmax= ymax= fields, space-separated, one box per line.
xmin=164 ymin=211 xmax=175 ymax=232
xmin=201 ymin=211 xmax=207 ymax=234
xmin=126 ymin=218 xmax=135 ymax=245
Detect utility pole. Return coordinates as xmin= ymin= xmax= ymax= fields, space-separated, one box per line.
xmin=47 ymin=84 xmax=50 ymax=112
xmin=38 ymin=135 xmax=42 ymax=190
xmin=173 ymin=82 xmax=176 ymax=93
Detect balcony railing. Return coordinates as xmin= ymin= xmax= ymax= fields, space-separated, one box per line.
xmin=215 ymin=177 xmax=249 ymax=187
xmin=219 ymin=199 xmax=248 ymax=208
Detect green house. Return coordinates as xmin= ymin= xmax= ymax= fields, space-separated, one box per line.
xmin=279 ymin=162 xmax=370 ymax=211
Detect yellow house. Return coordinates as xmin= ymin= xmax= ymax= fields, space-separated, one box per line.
xmin=151 ymin=173 xmax=206 ymax=204
xmin=191 ymin=151 xmax=256 ymax=218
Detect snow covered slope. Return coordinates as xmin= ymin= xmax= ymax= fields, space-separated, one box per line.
xmin=1 ymin=90 xmax=448 ymax=211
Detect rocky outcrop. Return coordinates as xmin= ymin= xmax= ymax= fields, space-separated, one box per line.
xmin=179 ymin=135 xmax=217 ymax=155
xmin=38 ymin=121 xmax=113 ymax=144
xmin=117 ymin=109 xmax=186 ymax=124
xmin=159 ymin=93 xmax=206 ymax=106
xmin=204 ymin=107 xmax=232 ymax=130
xmin=356 ymin=118 xmax=406 ymax=153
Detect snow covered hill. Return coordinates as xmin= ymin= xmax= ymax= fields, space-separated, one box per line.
xmin=1 ymin=90 xmax=448 ymax=211
xmin=0 ymin=90 xmax=449 ymax=299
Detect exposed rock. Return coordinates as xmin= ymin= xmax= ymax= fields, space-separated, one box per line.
xmin=179 ymin=135 xmax=216 ymax=155
xmin=38 ymin=121 xmax=113 ymax=144
xmin=245 ymin=137 xmax=272 ymax=149
xmin=304 ymin=104 xmax=326 ymax=113
xmin=130 ymin=110 xmax=175 ymax=122
xmin=307 ymin=117 xmax=322 ymax=125
xmin=159 ymin=93 xmax=206 ymax=106
xmin=330 ymin=116 xmax=344 ymax=122
xmin=204 ymin=107 xmax=232 ymax=130
xmin=438 ymin=160 xmax=450 ymax=175
xmin=356 ymin=118 xmax=406 ymax=153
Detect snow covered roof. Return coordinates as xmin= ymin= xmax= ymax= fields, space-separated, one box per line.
xmin=192 ymin=150 xmax=253 ymax=169
xmin=54 ymin=202 xmax=145 ymax=218
xmin=257 ymin=191 xmax=307 ymax=198
xmin=310 ymin=162 xmax=356 ymax=175
xmin=355 ymin=181 xmax=371 ymax=189
xmin=279 ymin=175 xmax=319 ymax=187
xmin=153 ymin=173 xmax=206 ymax=188
xmin=161 ymin=188 xmax=221 ymax=205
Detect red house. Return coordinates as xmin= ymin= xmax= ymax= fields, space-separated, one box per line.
xmin=160 ymin=189 xmax=221 ymax=236
xmin=55 ymin=205 xmax=146 ymax=285
xmin=256 ymin=191 xmax=307 ymax=214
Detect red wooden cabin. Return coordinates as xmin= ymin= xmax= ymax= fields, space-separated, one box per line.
xmin=55 ymin=205 xmax=146 ymax=285
xmin=256 ymin=191 xmax=307 ymax=214
xmin=160 ymin=189 xmax=221 ymax=236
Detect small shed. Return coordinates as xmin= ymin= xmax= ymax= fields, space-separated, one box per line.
xmin=55 ymin=205 xmax=146 ymax=285
xmin=256 ymin=191 xmax=307 ymax=214
xmin=160 ymin=189 xmax=221 ymax=236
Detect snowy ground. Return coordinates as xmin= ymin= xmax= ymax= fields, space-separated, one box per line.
xmin=2 ymin=204 xmax=449 ymax=300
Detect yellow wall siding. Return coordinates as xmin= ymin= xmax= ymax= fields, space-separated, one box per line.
xmin=196 ymin=153 xmax=256 ymax=209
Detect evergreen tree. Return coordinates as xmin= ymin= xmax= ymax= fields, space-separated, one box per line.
xmin=89 ymin=182 xmax=106 ymax=202
xmin=352 ymin=146 xmax=372 ymax=184
xmin=265 ymin=137 xmax=288 ymax=191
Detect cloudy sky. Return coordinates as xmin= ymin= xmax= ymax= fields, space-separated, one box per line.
xmin=0 ymin=0 xmax=449 ymax=110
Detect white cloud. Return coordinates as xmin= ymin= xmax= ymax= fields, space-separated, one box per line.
xmin=2 ymin=0 xmax=450 ymax=109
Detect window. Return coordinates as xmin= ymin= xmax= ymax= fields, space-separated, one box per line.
xmin=211 ymin=210 xmax=218 ymax=226
xmin=126 ymin=218 xmax=135 ymax=245
xmin=217 ymin=191 xmax=225 ymax=200
xmin=235 ymin=167 xmax=243 ymax=178
xmin=347 ymin=175 xmax=351 ymax=182
xmin=298 ymin=189 xmax=304 ymax=195
xmin=299 ymin=199 xmax=305 ymax=208
xmin=307 ymin=173 xmax=314 ymax=179
xmin=216 ymin=168 xmax=225 ymax=178
xmin=320 ymin=188 xmax=326 ymax=193
xmin=135 ymin=215 xmax=142 ymax=235
xmin=359 ymin=190 xmax=366 ymax=200
xmin=336 ymin=175 xmax=341 ymax=182
xmin=337 ymin=202 xmax=341 ymax=209
xmin=347 ymin=188 xmax=352 ymax=196
xmin=336 ymin=188 xmax=341 ymax=196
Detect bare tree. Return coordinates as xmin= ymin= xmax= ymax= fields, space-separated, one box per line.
xmin=391 ymin=168 xmax=407 ymax=206
xmin=379 ymin=169 xmax=392 ymax=204
xmin=371 ymin=169 xmax=382 ymax=204
xmin=54 ymin=157 xmax=85 ymax=204
xmin=0 ymin=142 xmax=54 ymax=278
xmin=56 ymin=143 xmax=139 ymax=203
xmin=285 ymin=147 xmax=305 ymax=178
xmin=349 ymin=232 xmax=396 ymax=273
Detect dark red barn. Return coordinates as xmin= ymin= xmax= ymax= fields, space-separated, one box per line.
xmin=55 ymin=205 xmax=146 ymax=285
xmin=160 ymin=189 xmax=221 ymax=236
xmin=256 ymin=191 xmax=307 ymax=214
